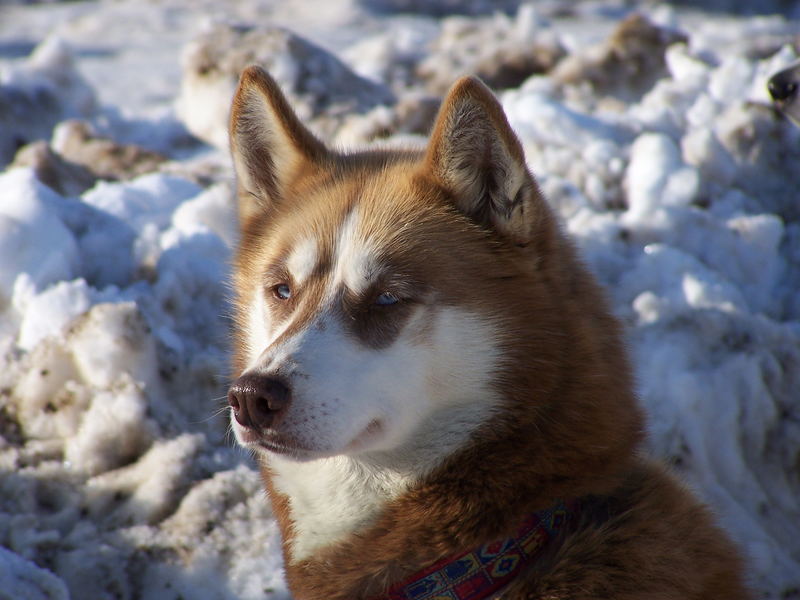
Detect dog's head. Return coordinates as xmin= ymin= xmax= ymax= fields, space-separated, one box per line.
xmin=769 ymin=61 xmax=800 ymax=125
xmin=226 ymin=67 xmax=574 ymax=467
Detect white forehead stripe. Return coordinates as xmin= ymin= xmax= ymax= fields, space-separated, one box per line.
xmin=245 ymin=290 xmax=271 ymax=370
xmin=334 ymin=208 xmax=379 ymax=295
xmin=287 ymin=237 xmax=318 ymax=286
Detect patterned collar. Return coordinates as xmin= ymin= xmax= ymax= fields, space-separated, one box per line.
xmin=378 ymin=499 xmax=579 ymax=600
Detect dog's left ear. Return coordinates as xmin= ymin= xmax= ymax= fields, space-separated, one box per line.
xmin=424 ymin=76 xmax=543 ymax=246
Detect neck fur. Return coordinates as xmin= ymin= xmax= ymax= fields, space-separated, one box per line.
xmin=268 ymin=454 xmax=415 ymax=563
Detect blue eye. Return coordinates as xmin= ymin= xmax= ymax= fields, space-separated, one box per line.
xmin=375 ymin=292 xmax=399 ymax=306
xmin=274 ymin=284 xmax=291 ymax=300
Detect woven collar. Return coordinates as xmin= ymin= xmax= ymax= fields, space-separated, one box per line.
xmin=378 ymin=499 xmax=578 ymax=600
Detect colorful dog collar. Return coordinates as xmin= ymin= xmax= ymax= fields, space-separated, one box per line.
xmin=380 ymin=499 xmax=579 ymax=600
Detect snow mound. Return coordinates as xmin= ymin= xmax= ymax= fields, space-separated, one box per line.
xmin=0 ymin=546 xmax=68 ymax=600
xmin=0 ymin=170 xmax=80 ymax=302
xmin=552 ymin=13 xmax=688 ymax=103
xmin=176 ymin=23 xmax=395 ymax=149
xmin=359 ymin=0 xmax=522 ymax=16
xmin=0 ymin=37 xmax=97 ymax=167
xmin=417 ymin=6 xmax=565 ymax=93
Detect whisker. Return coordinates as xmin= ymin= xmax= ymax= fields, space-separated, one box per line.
xmin=190 ymin=396 xmax=232 ymax=425
xmin=224 ymin=422 xmax=237 ymax=446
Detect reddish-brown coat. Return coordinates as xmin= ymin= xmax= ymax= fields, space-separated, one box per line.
xmin=228 ymin=66 xmax=751 ymax=599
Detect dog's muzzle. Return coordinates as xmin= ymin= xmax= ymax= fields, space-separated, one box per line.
xmin=768 ymin=69 xmax=798 ymax=103
xmin=767 ymin=64 xmax=800 ymax=126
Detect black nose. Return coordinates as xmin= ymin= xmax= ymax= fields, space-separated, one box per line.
xmin=768 ymin=68 xmax=798 ymax=102
xmin=228 ymin=374 xmax=291 ymax=430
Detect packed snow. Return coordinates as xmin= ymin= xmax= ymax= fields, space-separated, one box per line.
xmin=1 ymin=1 xmax=799 ymax=598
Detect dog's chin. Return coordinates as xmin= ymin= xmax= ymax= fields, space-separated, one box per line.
xmin=234 ymin=426 xmax=317 ymax=460
xmin=233 ymin=419 xmax=387 ymax=462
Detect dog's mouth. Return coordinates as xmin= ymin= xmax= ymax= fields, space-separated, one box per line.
xmin=233 ymin=418 xmax=385 ymax=459
xmin=235 ymin=426 xmax=309 ymax=457
xmin=256 ymin=438 xmax=310 ymax=459
xmin=775 ymin=97 xmax=798 ymax=112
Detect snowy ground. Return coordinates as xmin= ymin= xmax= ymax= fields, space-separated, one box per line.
xmin=0 ymin=1 xmax=799 ymax=598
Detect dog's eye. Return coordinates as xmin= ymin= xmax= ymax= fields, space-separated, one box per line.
xmin=374 ymin=291 xmax=399 ymax=306
xmin=273 ymin=284 xmax=292 ymax=300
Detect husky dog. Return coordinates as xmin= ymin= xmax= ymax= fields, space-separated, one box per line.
xmin=226 ymin=65 xmax=750 ymax=599
xmin=769 ymin=61 xmax=800 ymax=125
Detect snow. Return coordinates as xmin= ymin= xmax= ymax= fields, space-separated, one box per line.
xmin=1 ymin=1 xmax=799 ymax=598
xmin=0 ymin=546 xmax=68 ymax=600
xmin=0 ymin=171 xmax=80 ymax=298
xmin=0 ymin=36 xmax=97 ymax=165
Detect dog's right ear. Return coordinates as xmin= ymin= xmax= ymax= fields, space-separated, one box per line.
xmin=229 ymin=66 xmax=328 ymax=223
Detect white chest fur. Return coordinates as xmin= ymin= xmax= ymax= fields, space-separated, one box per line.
xmin=269 ymin=454 xmax=414 ymax=563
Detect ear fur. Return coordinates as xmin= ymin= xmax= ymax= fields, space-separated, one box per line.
xmin=229 ymin=65 xmax=328 ymax=222
xmin=425 ymin=76 xmax=543 ymax=246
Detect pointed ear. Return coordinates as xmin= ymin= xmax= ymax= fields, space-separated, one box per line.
xmin=424 ymin=76 xmax=544 ymax=246
xmin=229 ymin=65 xmax=328 ymax=222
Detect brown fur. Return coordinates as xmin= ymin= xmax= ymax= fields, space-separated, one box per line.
xmin=227 ymin=66 xmax=751 ymax=599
